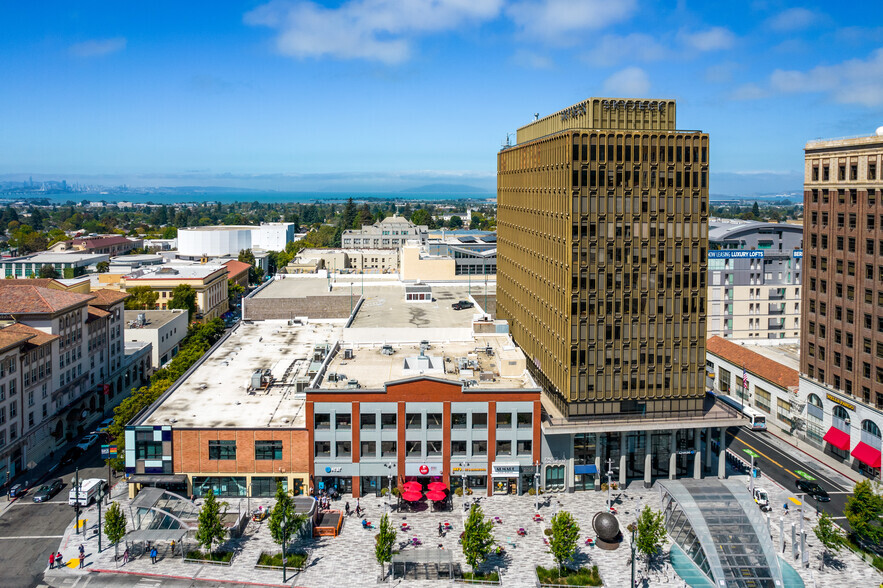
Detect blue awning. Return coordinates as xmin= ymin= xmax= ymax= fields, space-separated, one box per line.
xmin=574 ymin=464 xmax=598 ymax=475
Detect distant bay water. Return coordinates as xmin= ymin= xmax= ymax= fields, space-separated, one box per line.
xmin=41 ymin=191 xmax=496 ymax=205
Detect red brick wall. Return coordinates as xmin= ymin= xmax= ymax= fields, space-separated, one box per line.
xmin=173 ymin=429 xmax=309 ymax=475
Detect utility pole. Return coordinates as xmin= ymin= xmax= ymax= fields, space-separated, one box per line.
xmin=282 ymin=510 xmax=287 ymax=583
xmin=630 ymin=524 xmax=636 ymax=588
xmin=749 ymin=454 xmax=756 ymax=495
xmin=106 ymin=460 xmax=111 ymax=505
xmin=74 ymin=467 xmax=80 ymax=535
xmin=97 ymin=485 xmax=103 ymax=553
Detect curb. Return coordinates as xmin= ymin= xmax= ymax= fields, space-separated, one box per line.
xmin=89 ymin=568 xmax=298 ymax=587
xmin=765 ymin=429 xmax=860 ymax=485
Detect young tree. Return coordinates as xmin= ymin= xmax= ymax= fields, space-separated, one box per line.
xmin=195 ymin=489 xmax=226 ymax=556
xmin=375 ymin=512 xmax=397 ymax=581
xmin=228 ymin=281 xmax=245 ymax=306
xmin=813 ymin=512 xmax=845 ymax=570
xmin=96 ymin=261 xmax=110 ymax=273
xmin=38 ymin=264 xmax=59 ymax=279
xmin=104 ymin=501 xmax=128 ymax=559
xmin=168 ymin=284 xmax=197 ymax=320
xmin=268 ymin=482 xmax=306 ymax=552
xmin=124 ymin=286 xmax=158 ymax=310
xmin=844 ymin=480 xmax=883 ymax=547
xmin=548 ymin=510 xmax=580 ymax=574
xmin=635 ymin=506 xmax=667 ymax=571
xmin=461 ymin=503 xmax=495 ymax=574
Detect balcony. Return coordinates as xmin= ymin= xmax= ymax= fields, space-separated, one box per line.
xmin=768 ymin=289 xmax=786 ymax=301
xmin=768 ymin=304 xmax=786 ymax=315
xmin=768 ymin=319 xmax=785 ymax=330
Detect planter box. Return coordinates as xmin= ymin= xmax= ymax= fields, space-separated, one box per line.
xmin=254 ymin=549 xmax=310 ymax=574
xmin=455 ymin=568 xmax=502 ymax=586
xmin=183 ymin=551 xmax=234 ymax=566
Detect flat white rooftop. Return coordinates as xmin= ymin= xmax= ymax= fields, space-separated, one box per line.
xmin=739 ymin=342 xmax=800 ymax=372
xmin=321 ymin=336 xmax=536 ymax=391
xmin=126 ymin=264 xmax=225 ymax=280
xmin=141 ymin=320 xmax=342 ymax=428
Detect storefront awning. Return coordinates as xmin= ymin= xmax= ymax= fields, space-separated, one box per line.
xmin=574 ymin=464 xmax=598 ymax=475
xmin=127 ymin=474 xmax=188 ymax=485
xmin=851 ymin=442 xmax=882 ymax=469
xmin=822 ymin=426 xmax=850 ymax=451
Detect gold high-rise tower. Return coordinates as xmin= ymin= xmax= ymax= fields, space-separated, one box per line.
xmin=497 ymin=98 xmax=709 ymax=419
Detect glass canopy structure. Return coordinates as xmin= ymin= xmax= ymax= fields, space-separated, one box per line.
xmin=659 ymin=479 xmax=800 ymax=588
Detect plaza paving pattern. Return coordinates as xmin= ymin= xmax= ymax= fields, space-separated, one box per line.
xmin=44 ymin=473 xmax=880 ymax=587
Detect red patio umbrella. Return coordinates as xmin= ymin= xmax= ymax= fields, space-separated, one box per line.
xmin=402 ymin=481 xmax=423 ymax=492
xmin=427 ymin=482 xmax=447 ymax=491
xmin=425 ymin=490 xmax=446 ymax=501
xmin=401 ymin=491 xmax=423 ymax=502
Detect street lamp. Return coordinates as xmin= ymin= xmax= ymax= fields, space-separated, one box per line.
xmin=459 ymin=461 xmax=468 ymax=511
xmin=629 ymin=523 xmax=637 ymax=588
xmin=605 ymin=458 xmax=615 ymax=512
xmin=384 ymin=462 xmax=395 ymax=512
xmin=281 ymin=510 xmax=288 ymax=583
xmin=534 ymin=460 xmax=540 ymax=512
xmin=97 ymin=483 xmax=104 ymax=553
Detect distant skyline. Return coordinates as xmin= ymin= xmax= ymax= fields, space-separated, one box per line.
xmin=1 ymin=2 xmax=881 ymax=196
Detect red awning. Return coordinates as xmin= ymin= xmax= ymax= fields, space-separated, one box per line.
xmin=851 ymin=442 xmax=882 ymax=469
xmin=823 ymin=426 xmax=850 ymax=451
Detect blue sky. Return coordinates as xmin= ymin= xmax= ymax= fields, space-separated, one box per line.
xmin=1 ymin=1 xmax=882 ymax=195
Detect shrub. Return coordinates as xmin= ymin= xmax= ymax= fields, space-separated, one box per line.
xmin=463 ymin=570 xmax=500 ymax=582
xmin=455 ymin=487 xmax=463 ymax=497
xmin=536 ymin=565 xmax=602 ymax=587
xmin=544 ymin=528 xmax=553 ymax=536
xmin=186 ymin=550 xmax=233 ymax=563
xmin=257 ymin=551 xmax=308 ymax=568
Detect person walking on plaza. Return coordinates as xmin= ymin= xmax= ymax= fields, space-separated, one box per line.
xmin=438 ymin=522 xmax=443 ymax=537
xmin=49 ymin=552 xmax=55 ymax=569
xmin=123 ymin=548 xmax=129 ymax=565
xmin=56 ymin=552 xmax=62 ymax=568
xmin=150 ymin=547 xmax=158 ymax=564
xmin=78 ymin=545 xmax=85 ymax=568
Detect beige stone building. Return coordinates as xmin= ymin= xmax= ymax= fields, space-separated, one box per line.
xmin=283 ymin=249 xmax=398 ymax=274
xmin=120 ymin=264 xmax=229 ymax=321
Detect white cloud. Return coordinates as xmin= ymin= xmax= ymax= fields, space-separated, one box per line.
xmin=506 ymin=0 xmax=636 ymax=43
xmin=679 ymin=27 xmax=735 ymax=51
xmin=602 ymin=67 xmax=650 ymax=96
xmin=705 ymin=62 xmax=738 ymax=83
xmin=730 ymin=83 xmax=768 ymax=100
xmin=770 ymin=48 xmax=883 ymax=106
xmin=583 ymin=33 xmax=669 ymax=66
xmin=511 ymin=49 xmax=554 ymax=69
xmin=244 ymin=0 xmax=503 ymax=64
xmin=766 ymin=7 xmax=820 ymax=32
xmin=69 ymin=37 xmax=127 ymax=58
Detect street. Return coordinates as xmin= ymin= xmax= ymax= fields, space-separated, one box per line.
xmin=40 ymin=572 xmax=286 ymax=588
xmin=727 ymin=426 xmax=854 ymax=529
xmin=0 ymin=442 xmax=116 ymax=588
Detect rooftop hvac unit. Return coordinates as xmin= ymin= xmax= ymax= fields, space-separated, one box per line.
xmin=381 ymin=345 xmax=395 ymax=356
xmin=343 ymin=348 xmax=354 ymax=360
xmin=347 ymin=379 xmax=360 ymax=389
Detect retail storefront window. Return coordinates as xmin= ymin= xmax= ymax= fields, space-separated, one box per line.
xmin=545 ymin=465 xmax=565 ymax=491
xmin=192 ymin=476 xmax=247 ymax=497
xmin=252 ymin=476 xmax=288 ymax=497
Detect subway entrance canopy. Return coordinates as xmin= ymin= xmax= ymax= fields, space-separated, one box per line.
xmin=659 ymin=479 xmax=804 ymax=588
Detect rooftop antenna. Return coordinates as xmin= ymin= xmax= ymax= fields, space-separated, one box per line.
xmin=534 ymin=112 xmax=539 ymax=121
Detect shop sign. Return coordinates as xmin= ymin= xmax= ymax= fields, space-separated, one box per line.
xmin=324 ymin=466 xmax=342 ymax=473
xmin=405 ymin=462 xmax=443 ymax=476
xmin=542 ymin=457 xmax=566 ymax=464
xmin=826 ymin=393 xmax=855 ymax=412
xmin=452 ymin=466 xmax=487 ymax=474
xmin=676 ymin=450 xmax=695 ymax=456
xmin=491 ymin=463 xmax=520 ymax=477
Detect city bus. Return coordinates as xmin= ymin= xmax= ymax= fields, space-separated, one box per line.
xmin=717 ymin=394 xmax=767 ymax=431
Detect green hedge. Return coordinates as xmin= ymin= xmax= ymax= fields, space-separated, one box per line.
xmin=536 ymin=565 xmax=603 ymax=586
xmin=185 ymin=550 xmax=233 ymax=563
xmin=256 ymin=551 xmax=308 ymax=568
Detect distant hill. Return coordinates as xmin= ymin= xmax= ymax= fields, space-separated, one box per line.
xmin=399 ymin=183 xmax=492 ymax=194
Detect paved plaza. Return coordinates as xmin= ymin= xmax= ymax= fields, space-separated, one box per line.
xmin=43 ymin=468 xmax=881 ymax=587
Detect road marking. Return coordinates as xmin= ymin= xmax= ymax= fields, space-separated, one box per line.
xmin=788 ymin=497 xmax=802 ymax=506
xmin=729 ymin=431 xmax=848 ymax=491
xmin=737 ymin=430 xmax=850 ymax=491
xmin=0 ymin=535 xmax=63 ymax=539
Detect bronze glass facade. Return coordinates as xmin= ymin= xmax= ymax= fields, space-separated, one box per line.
xmin=497 ymin=98 xmax=709 ymax=418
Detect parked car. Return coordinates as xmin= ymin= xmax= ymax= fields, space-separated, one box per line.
xmin=96 ymin=418 xmax=114 ymax=432
xmin=76 ymin=434 xmax=99 ymax=451
xmin=795 ymin=479 xmax=830 ymax=502
xmin=59 ymin=447 xmax=84 ymax=466
xmin=33 ymin=479 xmax=63 ymax=503
xmin=452 ymin=300 xmax=474 ymax=310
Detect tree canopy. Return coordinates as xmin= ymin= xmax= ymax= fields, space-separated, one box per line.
xmin=168 ymin=284 xmax=197 ymax=320
xmin=844 ymin=480 xmax=883 ymax=547
xmin=195 ymin=489 xmax=226 ymax=554
xmin=461 ymin=503 xmax=495 ymax=572
xmin=548 ymin=510 xmax=580 ymax=571
xmin=124 ymin=286 xmax=159 ymax=311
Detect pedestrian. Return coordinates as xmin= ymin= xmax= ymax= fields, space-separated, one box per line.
xmin=78 ymin=545 xmax=85 ymax=568
xmin=56 ymin=552 xmax=62 ymax=568
xmin=123 ymin=548 xmax=129 ymax=565
xmin=438 ymin=522 xmax=443 ymax=537
xmin=345 ymin=501 xmax=351 ymax=516
xmin=49 ymin=552 xmax=55 ymax=570
xmin=150 ymin=547 xmax=157 ymax=564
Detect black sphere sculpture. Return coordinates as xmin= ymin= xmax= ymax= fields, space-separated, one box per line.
xmin=592 ymin=511 xmax=620 ymax=541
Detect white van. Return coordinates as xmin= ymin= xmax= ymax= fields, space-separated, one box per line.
xmin=68 ymin=478 xmax=105 ymax=507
